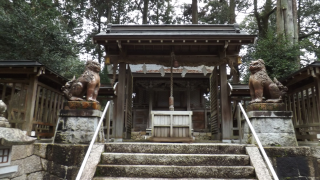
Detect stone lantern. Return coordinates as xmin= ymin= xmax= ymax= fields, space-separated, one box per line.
xmin=0 ymin=100 xmax=36 ymax=178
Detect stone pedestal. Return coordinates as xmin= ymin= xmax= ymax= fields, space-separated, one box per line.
xmin=54 ymin=101 xmax=105 ymax=144
xmin=242 ymin=103 xmax=298 ymax=146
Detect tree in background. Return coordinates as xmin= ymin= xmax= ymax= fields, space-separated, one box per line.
xmin=0 ymin=0 xmax=85 ymax=79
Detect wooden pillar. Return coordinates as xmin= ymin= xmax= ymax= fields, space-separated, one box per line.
xmin=232 ymin=58 xmax=240 ymax=84
xmin=115 ymin=62 xmax=126 ymax=141
xmin=219 ymin=64 xmax=232 ymax=141
xmin=187 ymin=82 xmax=191 ymax=111
xmin=23 ymin=75 xmax=38 ymax=135
xmin=148 ymin=88 xmax=153 ymax=129
xmin=313 ymin=75 xmax=320 ymax=119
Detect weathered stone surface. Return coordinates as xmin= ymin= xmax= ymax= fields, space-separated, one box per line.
xmin=96 ymin=165 xmax=255 ymax=178
xmin=246 ymin=103 xmax=286 ymax=111
xmin=101 ymin=153 xmax=249 ymax=166
xmin=46 ymin=161 xmax=66 ymax=178
xmin=54 ymin=116 xmax=104 ymax=144
xmin=243 ymin=132 xmax=298 ymax=146
xmin=262 ymin=147 xmax=319 ymax=180
xmin=242 ymin=110 xmax=297 ymax=146
xmin=80 ymin=144 xmax=105 ymax=180
xmin=242 ymin=118 xmax=294 ymax=133
xmin=247 ymin=110 xmax=292 ymax=118
xmin=10 ymin=155 xmax=42 ymax=178
xmin=0 ymin=127 xmax=36 ymax=146
xmin=24 ymin=155 xmax=42 ymax=174
xmin=0 ymin=116 xmax=10 ymax=128
xmin=311 ymin=147 xmax=320 ymax=158
xmin=59 ymin=109 xmax=102 ymax=117
xmin=93 ymin=178 xmax=258 ymax=180
xmin=11 ymin=144 xmax=34 ymax=160
xmin=10 ymin=159 xmax=24 ymax=178
xmin=27 ymin=171 xmax=44 ymax=180
xmin=33 ymin=143 xmax=48 ymax=158
xmin=46 ymin=160 xmax=80 ymax=180
xmin=246 ymin=147 xmax=272 ymax=180
xmin=104 ymin=143 xmax=251 ymax=154
xmin=63 ymin=101 xmax=101 ymax=110
xmin=276 ymin=156 xmax=315 ymax=178
xmin=264 ymin=147 xmax=311 ymax=157
xmin=46 ymin=144 xmax=88 ymax=166
xmin=43 ymin=172 xmax=63 ymax=180
xmin=11 ymin=174 xmax=27 ymax=180
xmin=41 ymin=158 xmax=48 ymax=171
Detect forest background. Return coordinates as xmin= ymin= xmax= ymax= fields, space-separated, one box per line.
xmin=0 ymin=0 xmax=319 ymax=83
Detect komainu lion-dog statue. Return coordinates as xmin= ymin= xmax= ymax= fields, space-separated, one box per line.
xmin=62 ymin=60 xmax=101 ymax=102
xmin=249 ymin=59 xmax=288 ymax=104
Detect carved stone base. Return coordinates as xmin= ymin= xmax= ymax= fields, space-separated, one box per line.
xmin=242 ymin=110 xmax=298 ymax=147
xmin=246 ymin=103 xmax=286 ymax=111
xmin=54 ymin=101 xmax=104 ymax=144
xmin=63 ymin=101 xmax=101 ymax=110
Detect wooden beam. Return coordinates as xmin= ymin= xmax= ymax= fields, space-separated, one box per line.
xmin=219 ymin=64 xmax=232 ymax=141
xmin=109 ymin=55 xmax=239 ymax=66
xmin=0 ymin=68 xmax=37 ymax=74
xmin=115 ymin=62 xmax=126 ymax=141
xmin=23 ymin=75 xmax=38 ymax=135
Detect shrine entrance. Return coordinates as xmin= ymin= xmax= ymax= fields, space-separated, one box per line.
xmin=93 ymin=24 xmax=255 ymax=142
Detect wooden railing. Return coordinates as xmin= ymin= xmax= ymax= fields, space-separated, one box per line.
xmin=0 ymin=81 xmax=65 ymax=138
xmin=284 ymin=85 xmax=320 ymax=141
xmin=32 ymin=82 xmax=65 ymax=138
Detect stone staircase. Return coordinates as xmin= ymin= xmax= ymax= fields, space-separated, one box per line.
xmin=93 ymin=143 xmax=257 ymax=179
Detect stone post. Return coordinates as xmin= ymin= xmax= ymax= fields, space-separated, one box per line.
xmin=242 ymin=103 xmax=298 ymax=146
xmin=54 ymin=101 xmax=104 ymax=144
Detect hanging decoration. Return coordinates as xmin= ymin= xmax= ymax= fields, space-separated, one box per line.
xmin=142 ymin=64 xmax=147 ymax=74
xmin=181 ymin=67 xmax=187 ymax=77
xmin=202 ymin=65 xmax=208 ymax=76
xmin=159 ymin=66 xmax=165 ymax=77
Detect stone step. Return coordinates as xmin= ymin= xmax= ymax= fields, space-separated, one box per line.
xmin=95 ymin=165 xmax=255 ymax=179
xmin=101 ymin=153 xmax=250 ymax=166
xmin=105 ymin=143 xmax=251 ymax=154
xmin=93 ymin=178 xmax=257 ymax=180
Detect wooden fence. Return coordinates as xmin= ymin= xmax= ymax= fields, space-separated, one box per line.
xmin=0 ymin=81 xmax=65 ymax=138
xmin=284 ymin=84 xmax=320 ymax=141
xmin=32 ymin=82 xmax=65 ymax=138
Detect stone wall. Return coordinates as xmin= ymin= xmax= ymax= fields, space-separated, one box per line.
xmin=131 ymin=131 xmax=149 ymax=141
xmin=4 ymin=144 xmax=44 ymax=180
xmin=193 ymin=132 xmax=211 ymax=141
xmin=265 ymin=146 xmax=320 ymax=179
xmin=3 ymin=143 xmax=88 ymax=180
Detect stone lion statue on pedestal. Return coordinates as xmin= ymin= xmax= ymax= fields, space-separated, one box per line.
xmin=62 ymin=60 xmax=101 ymax=102
xmin=249 ymin=59 xmax=288 ymax=103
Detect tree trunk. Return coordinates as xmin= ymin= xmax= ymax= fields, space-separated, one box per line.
xmin=229 ymin=0 xmax=236 ymax=24
xmin=143 ymin=0 xmax=149 ymax=24
xmin=277 ymin=0 xmax=298 ymax=44
xmin=107 ymin=0 xmax=112 ymax=24
xmin=192 ymin=0 xmax=198 ymax=24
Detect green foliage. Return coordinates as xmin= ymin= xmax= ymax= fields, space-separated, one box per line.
xmin=100 ymin=66 xmax=111 ymax=85
xmin=199 ymin=0 xmax=230 ymax=24
xmin=240 ymin=30 xmax=300 ymax=83
xmin=0 ymin=0 xmax=84 ymax=79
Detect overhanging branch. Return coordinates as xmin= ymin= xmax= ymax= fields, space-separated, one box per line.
xmin=299 ymin=32 xmax=320 ymax=40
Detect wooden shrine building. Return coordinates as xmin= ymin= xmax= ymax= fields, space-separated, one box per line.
xmin=93 ymin=24 xmax=256 ymax=141
xmin=0 ymin=60 xmax=68 ymax=138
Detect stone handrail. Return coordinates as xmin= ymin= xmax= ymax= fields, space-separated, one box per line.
xmin=75 ymin=101 xmax=111 ymax=180
xmin=238 ymin=103 xmax=279 ymax=180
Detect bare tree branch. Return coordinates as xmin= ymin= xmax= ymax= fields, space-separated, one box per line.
xmin=299 ymin=31 xmax=320 ymax=40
